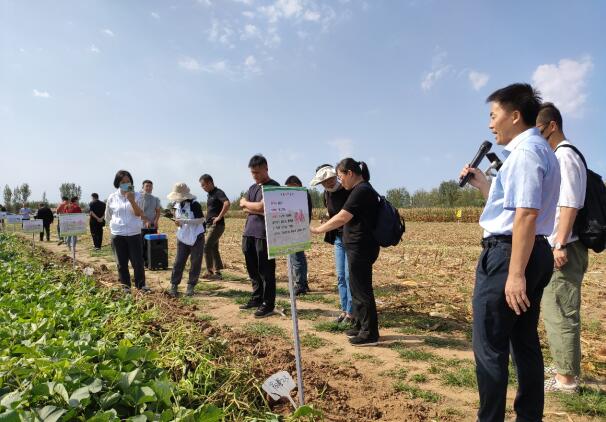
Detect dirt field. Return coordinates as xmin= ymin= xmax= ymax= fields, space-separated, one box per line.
xmin=12 ymin=217 xmax=606 ymax=421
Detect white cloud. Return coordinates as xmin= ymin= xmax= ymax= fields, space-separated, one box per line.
xmin=242 ymin=11 xmax=255 ymax=18
xmin=328 ymin=138 xmax=353 ymax=158
xmin=244 ymin=55 xmax=261 ymax=74
xmin=421 ymin=51 xmax=451 ymax=91
xmin=233 ymin=0 xmax=254 ymax=4
xmin=303 ymin=10 xmax=321 ymax=21
xmin=532 ymin=56 xmax=593 ymax=117
xmin=32 ymin=89 xmax=50 ymax=98
xmin=102 ymin=28 xmax=114 ymax=37
xmin=150 ymin=11 xmax=160 ymax=19
xmin=468 ymin=70 xmax=489 ymax=91
xmin=258 ymin=0 xmax=304 ymax=23
xmin=197 ymin=0 xmax=213 ymax=5
xmin=241 ymin=24 xmax=260 ymax=40
xmin=89 ymin=44 xmax=100 ymax=54
xmin=208 ymin=19 xmax=235 ymax=47
xmin=202 ymin=60 xmax=228 ymax=74
xmin=178 ymin=57 xmax=201 ymax=71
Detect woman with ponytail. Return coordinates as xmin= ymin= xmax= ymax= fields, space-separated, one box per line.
xmin=310 ymin=158 xmax=381 ymax=346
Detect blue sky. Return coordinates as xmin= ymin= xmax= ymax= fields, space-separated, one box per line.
xmin=1 ymin=0 xmax=604 ymax=205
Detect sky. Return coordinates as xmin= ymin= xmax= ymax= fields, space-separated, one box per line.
xmin=1 ymin=0 xmax=605 ymax=205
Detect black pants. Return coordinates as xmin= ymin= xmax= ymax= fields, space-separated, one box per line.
xmin=171 ymin=234 xmax=205 ymax=286
xmin=111 ymin=234 xmax=146 ymax=289
xmin=40 ymin=223 xmax=51 ymax=241
xmin=242 ymin=236 xmax=276 ymax=308
xmin=141 ymin=227 xmax=158 ymax=266
xmin=345 ymin=242 xmax=380 ymax=340
xmin=473 ymin=237 xmax=553 ymax=422
xmin=90 ymin=221 xmax=104 ymax=248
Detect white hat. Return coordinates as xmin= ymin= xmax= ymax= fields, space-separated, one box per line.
xmin=167 ymin=182 xmax=195 ymax=202
xmin=309 ymin=165 xmax=337 ymax=186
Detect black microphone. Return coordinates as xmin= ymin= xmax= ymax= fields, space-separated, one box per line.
xmin=458 ymin=140 xmax=492 ymax=187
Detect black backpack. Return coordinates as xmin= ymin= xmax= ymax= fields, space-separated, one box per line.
xmin=556 ymin=144 xmax=606 ymax=253
xmin=372 ymin=196 xmax=406 ymax=247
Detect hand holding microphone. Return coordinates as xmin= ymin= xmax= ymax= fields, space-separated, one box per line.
xmin=458 ymin=140 xmax=492 ymax=187
xmin=459 ymin=140 xmax=492 ymax=198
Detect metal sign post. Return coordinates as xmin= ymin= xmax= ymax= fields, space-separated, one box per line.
xmin=286 ymin=256 xmax=305 ymax=406
xmin=72 ymin=239 xmax=76 ymax=268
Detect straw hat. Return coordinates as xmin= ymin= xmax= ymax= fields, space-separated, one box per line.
xmin=309 ymin=165 xmax=337 ymax=186
xmin=167 ymin=182 xmax=195 ymax=202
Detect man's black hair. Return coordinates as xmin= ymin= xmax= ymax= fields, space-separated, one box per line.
xmin=91 ymin=193 xmax=99 ymax=200
xmin=61 ymin=196 xmax=69 ymax=201
xmin=486 ymin=83 xmax=542 ymax=127
xmin=199 ymin=174 xmax=214 ymax=183
xmin=537 ymin=102 xmax=563 ymax=131
xmin=248 ymin=154 xmax=267 ymax=168
xmin=70 ymin=196 xmax=79 ymax=202
xmin=142 ymin=180 xmax=153 ymax=186
xmin=284 ymin=175 xmax=302 ymax=186
xmin=113 ymin=170 xmax=134 ymax=189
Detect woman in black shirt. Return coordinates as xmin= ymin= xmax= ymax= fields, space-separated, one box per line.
xmin=310 ymin=158 xmax=380 ymax=346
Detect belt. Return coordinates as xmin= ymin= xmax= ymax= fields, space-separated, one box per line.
xmin=481 ymin=235 xmax=547 ymax=248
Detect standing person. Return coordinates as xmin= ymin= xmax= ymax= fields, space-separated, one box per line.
xmin=310 ymin=158 xmax=381 ymax=347
xmin=105 ymin=170 xmax=150 ymax=293
xmin=167 ymin=183 xmax=206 ymax=297
xmin=0 ymin=204 xmax=6 ymax=230
xmin=199 ymin=174 xmax=230 ymax=280
xmin=140 ymin=180 xmax=161 ymax=266
xmin=459 ymin=83 xmax=560 ymax=422
xmin=56 ymin=196 xmax=69 ymax=245
xmin=65 ymin=197 xmax=82 ymax=252
xmin=310 ymin=164 xmax=353 ymax=324
xmin=89 ymin=193 xmax=106 ymax=250
xmin=239 ymin=154 xmax=280 ymax=318
xmin=284 ymin=175 xmax=312 ymax=295
xmin=35 ymin=203 xmax=54 ymax=241
xmin=537 ymin=103 xmax=588 ymax=394
xmin=19 ymin=203 xmax=31 ymax=220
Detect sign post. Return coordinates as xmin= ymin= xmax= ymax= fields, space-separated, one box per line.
xmin=22 ymin=219 xmax=43 ymax=252
xmin=6 ymin=214 xmax=23 ymax=232
xmin=0 ymin=212 xmax=6 ymax=231
xmin=58 ymin=213 xmax=87 ymax=268
xmin=263 ymin=186 xmax=311 ymax=407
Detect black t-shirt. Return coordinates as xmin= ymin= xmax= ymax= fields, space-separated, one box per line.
xmin=35 ymin=207 xmax=54 ymax=225
xmin=89 ymin=200 xmax=106 ymax=222
xmin=206 ymin=187 xmax=229 ymax=226
xmin=243 ymin=179 xmax=280 ymax=239
xmin=342 ymin=181 xmax=380 ymax=245
xmin=324 ymin=187 xmax=350 ymax=238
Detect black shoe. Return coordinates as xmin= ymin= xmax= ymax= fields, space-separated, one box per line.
xmin=239 ymin=300 xmax=262 ymax=310
xmin=168 ymin=285 xmax=179 ymax=297
xmin=349 ymin=335 xmax=379 ymax=347
xmin=138 ymin=286 xmax=152 ymax=293
xmin=254 ymin=304 xmax=275 ymax=318
xmin=345 ymin=328 xmax=360 ymax=338
xmin=185 ymin=284 xmax=195 ymax=296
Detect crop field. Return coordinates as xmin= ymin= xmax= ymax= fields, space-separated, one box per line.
xmin=3 ymin=217 xmax=606 ymax=421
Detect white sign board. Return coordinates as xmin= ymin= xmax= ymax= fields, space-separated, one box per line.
xmin=22 ymin=219 xmax=43 ymax=233
xmin=0 ymin=212 xmax=6 ymax=219
xmin=263 ymin=186 xmax=311 ymax=259
xmin=59 ymin=213 xmax=87 ymax=236
xmin=262 ymin=371 xmax=296 ymax=401
xmin=6 ymin=214 xmax=23 ymax=224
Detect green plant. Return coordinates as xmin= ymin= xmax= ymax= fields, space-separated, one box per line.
xmin=393 ymin=382 xmax=442 ymax=403
xmin=300 ymin=334 xmax=328 ymax=349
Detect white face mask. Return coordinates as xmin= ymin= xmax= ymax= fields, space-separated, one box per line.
xmin=325 ymin=181 xmax=341 ymax=192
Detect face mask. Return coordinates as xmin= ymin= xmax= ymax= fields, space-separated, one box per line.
xmin=325 ymin=181 xmax=341 ymax=192
xmin=119 ymin=183 xmax=132 ymax=192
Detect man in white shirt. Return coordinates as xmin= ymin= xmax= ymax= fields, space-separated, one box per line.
xmin=537 ymin=103 xmax=588 ymax=393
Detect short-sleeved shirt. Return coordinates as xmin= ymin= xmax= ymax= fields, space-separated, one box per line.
xmin=141 ymin=193 xmax=161 ymax=225
xmin=206 ymin=187 xmax=229 ymax=226
xmin=66 ymin=203 xmax=82 ymax=213
xmin=243 ymin=179 xmax=280 ymax=239
xmin=548 ymin=141 xmax=587 ymax=245
xmin=106 ymin=189 xmax=144 ymax=236
xmin=324 ymin=187 xmax=351 ymax=237
xmin=342 ymin=181 xmax=380 ymax=245
xmin=56 ymin=202 xmax=69 ymax=214
xmin=479 ymin=127 xmax=560 ymax=237
xmin=89 ymin=200 xmax=107 ymax=222
xmin=19 ymin=207 xmax=31 ymax=220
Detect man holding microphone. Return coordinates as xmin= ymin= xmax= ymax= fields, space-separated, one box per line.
xmin=460 ymin=83 xmax=560 ymax=422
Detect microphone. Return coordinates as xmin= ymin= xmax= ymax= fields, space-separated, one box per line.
xmin=458 ymin=140 xmax=492 ymax=187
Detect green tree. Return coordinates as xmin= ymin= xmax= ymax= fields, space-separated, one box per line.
xmin=41 ymin=191 xmax=47 ymax=204
xmin=438 ymin=180 xmax=460 ymax=207
xmin=19 ymin=183 xmax=31 ymax=204
xmin=308 ymin=188 xmax=324 ymax=208
xmin=3 ymin=185 xmax=12 ymax=211
xmin=12 ymin=186 xmax=22 ymax=206
xmin=59 ymin=183 xmax=82 ymax=200
xmin=386 ymin=187 xmax=411 ymax=208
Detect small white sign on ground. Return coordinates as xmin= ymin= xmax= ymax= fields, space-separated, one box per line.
xmin=59 ymin=213 xmax=87 ymax=236
xmin=22 ymin=219 xmax=43 ymax=233
xmin=262 ymin=371 xmax=297 ymax=408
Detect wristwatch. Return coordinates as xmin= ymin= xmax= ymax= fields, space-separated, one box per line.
xmin=554 ymin=242 xmax=567 ymax=250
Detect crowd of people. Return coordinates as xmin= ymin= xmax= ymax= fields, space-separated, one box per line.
xmin=0 ymin=81 xmax=594 ymax=421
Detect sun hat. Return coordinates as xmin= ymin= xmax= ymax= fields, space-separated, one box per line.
xmin=167 ymin=182 xmax=195 ymax=202
xmin=309 ymin=165 xmax=337 ymax=186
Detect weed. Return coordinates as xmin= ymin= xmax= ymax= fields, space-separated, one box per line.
xmin=441 ymin=366 xmax=477 ymax=388
xmin=390 ymin=344 xmax=440 ymax=362
xmin=410 ymin=373 xmax=428 ymax=383
xmin=352 ymin=353 xmax=383 ymax=365
xmin=243 ymin=322 xmax=287 ymax=338
xmin=300 ymin=334 xmax=328 ymax=349
xmin=556 ymin=387 xmax=606 ymax=417
xmin=313 ymin=321 xmax=349 ymax=333
xmin=394 ymin=382 xmax=442 ymax=403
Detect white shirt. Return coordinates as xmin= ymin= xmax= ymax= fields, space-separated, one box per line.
xmin=174 ymin=201 xmax=205 ymax=246
xmin=105 ymin=189 xmax=144 ymax=236
xmin=548 ymin=140 xmax=587 ymax=246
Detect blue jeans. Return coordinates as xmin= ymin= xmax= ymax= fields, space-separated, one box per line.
xmin=335 ymin=235 xmax=352 ymax=314
xmin=289 ymin=251 xmax=308 ymax=291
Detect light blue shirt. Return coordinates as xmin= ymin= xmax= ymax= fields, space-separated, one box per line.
xmin=480 ymin=127 xmax=560 ymax=238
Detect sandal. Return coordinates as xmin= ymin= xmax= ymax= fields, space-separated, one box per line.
xmin=544 ymin=377 xmax=579 ymax=394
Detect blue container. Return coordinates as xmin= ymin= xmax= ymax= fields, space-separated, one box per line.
xmin=144 ymin=233 xmax=167 ymax=240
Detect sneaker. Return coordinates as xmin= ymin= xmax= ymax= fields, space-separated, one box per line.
xmin=294 ymin=287 xmax=309 ymax=296
xmin=168 ymin=285 xmax=179 ymax=298
xmin=334 ymin=312 xmax=347 ymax=324
xmin=138 ymin=286 xmax=152 ymax=293
xmin=208 ymin=273 xmax=223 ymax=281
xmin=185 ymin=284 xmax=195 ymax=296
xmin=544 ymin=377 xmax=579 ymax=394
xmin=349 ymin=335 xmax=379 ymax=347
xmin=254 ymin=304 xmax=275 ymax=318
xmin=121 ymin=285 xmax=131 ymax=294
xmin=201 ymin=272 xmax=214 ymax=280
xmin=545 ymin=365 xmax=558 ymax=377
xmin=239 ymin=300 xmax=262 ymax=310
xmin=57 ymin=240 xmax=64 ymax=245
xmin=342 ymin=316 xmax=356 ymax=326
xmin=345 ymin=327 xmax=360 ymax=339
